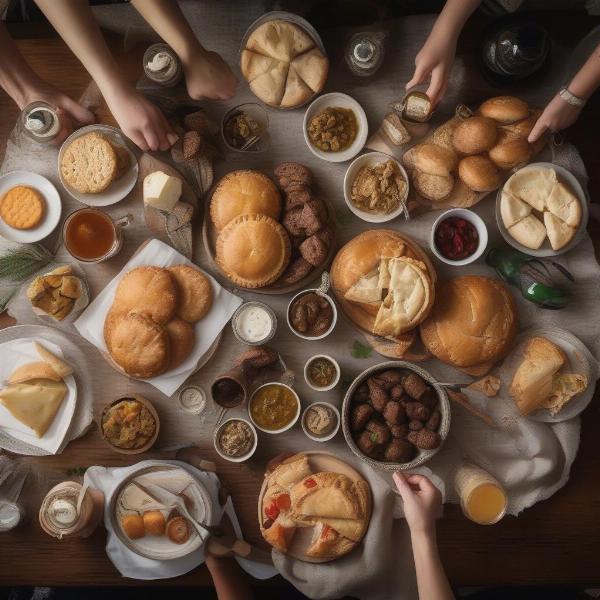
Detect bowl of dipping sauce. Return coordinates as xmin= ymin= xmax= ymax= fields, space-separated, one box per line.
xmin=287 ymin=289 xmax=337 ymax=340
xmin=248 ymin=382 xmax=300 ymax=434
xmin=430 ymin=208 xmax=488 ymax=266
xmin=302 ymin=402 xmax=340 ymax=443
xmin=213 ymin=417 xmax=258 ymax=463
xmin=231 ymin=301 xmax=277 ymax=346
xmin=304 ymin=354 xmax=340 ymax=392
xmin=178 ymin=385 xmax=207 ymax=415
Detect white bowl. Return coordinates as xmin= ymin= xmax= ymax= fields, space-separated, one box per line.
xmin=304 ymin=354 xmax=341 ymax=392
xmin=301 ymin=402 xmax=341 ymax=443
xmin=303 ymin=93 xmax=368 ymax=163
xmin=430 ymin=208 xmax=488 ymax=266
xmin=287 ymin=289 xmax=338 ymax=340
xmin=213 ymin=418 xmax=258 ymax=463
xmin=343 ymin=152 xmax=409 ymax=223
xmin=248 ymin=382 xmax=300 ymax=434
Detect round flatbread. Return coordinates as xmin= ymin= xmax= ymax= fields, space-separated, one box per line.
xmin=168 ymin=264 xmax=212 ymax=323
xmin=164 ymin=317 xmax=195 ymax=370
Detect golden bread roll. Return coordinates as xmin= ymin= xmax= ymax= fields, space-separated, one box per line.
xmin=413 ymin=171 xmax=454 ymax=202
xmin=164 ymin=317 xmax=195 ymax=370
xmin=210 ymin=170 xmax=281 ymax=231
xmin=143 ymin=510 xmax=166 ymax=536
xmin=168 ymin=264 xmax=213 ymax=323
xmin=488 ymin=133 xmax=532 ymax=170
xmin=121 ymin=514 xmax=145 ymax=539
xmin=414 ymin=144 xmax=458 ymax=176
xmin=500 ymin=109 xmax=541 ymax=138
xmin=458 ymin=155 xmax=501 ymax=192
xmin=479 ymin=96 xmax=529 ymax=124
xmin=452 ymin=116 xmax=498 ymax=155
xmin=420 ymin=275 xmax=517 ymax=370
xmin=216 ymin=213 xmax=291 ymax=288
xmin=113 ymin=266 xmax=177 ymax=325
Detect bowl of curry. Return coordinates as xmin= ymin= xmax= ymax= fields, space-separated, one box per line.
xmin=248 ymin=382 xmax=300 ymax=434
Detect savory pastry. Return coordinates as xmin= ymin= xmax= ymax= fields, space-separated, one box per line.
xmin=478 ymin=96 xmax=529 ymax=124
xmin=101 ymin=397 xmax=156 ymax=449
xmin=249 ymin=62 xmax=289 ymax=107
xmin=8 ymin=361 xmax=62 ymax=384
xmin=246 ymin=20 xmax=314 ymax=62
xmin=164 ymin=318 xmax=195 ymax=370
xmin=210 ymin=170 xmax=281 ymax=231
xmin=290 ymin=48 xmax=329 ymax=93
xmin=34 ymin=342 xmax=73 ymax=378
xmin=60 ymin=132 xmax=117 ymax=193
xmin=166 ymin=516 xmax=192 ymax=544
xmin=168 ymin=264 xmax=212 ymax=322
xmin=280 ymin=65 xmax=313 ymax=108
xmin=216 ymin=213 xmax=291 ymax=288
xmin=420 ymin=276 xmax=517 ymax=374
xmin=0 ymin=185 xmax=45 ymax=229
xmin=452 ymin=116 xmax=498 ymax=155
xmin=121 ymin=514 xmax=146 ymax=539
xmin=458 ymin=155 xmax=501 ymax=192
xmin=142 ymin=510 xmax=166 ymax=536
xmin=541 ymin=373 xmax=588 ymax=415
xmin=305 ymin=522 xmax=355 ymax=560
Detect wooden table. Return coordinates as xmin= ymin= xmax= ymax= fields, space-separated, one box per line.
xmin=2 ymin=11 xmax=600 ymax=589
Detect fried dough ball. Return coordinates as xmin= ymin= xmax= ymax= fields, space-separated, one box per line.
xmin=351 ymin=403 xmax=374 ymax=432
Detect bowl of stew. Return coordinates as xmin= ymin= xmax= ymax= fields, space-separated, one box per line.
xmin=248 ymin=382 xmax=300 ymax=434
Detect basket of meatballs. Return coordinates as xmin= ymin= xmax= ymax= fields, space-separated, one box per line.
xmin=342 ymin=361 xmax=450 ymax=471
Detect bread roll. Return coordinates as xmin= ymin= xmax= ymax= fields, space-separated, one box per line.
xmin=414 ymin=144 xmax=457 ymax=176
xmin=452 ymin=116 xmax=498 ymax=155
xmin=458 ymin=155 xmax=500 ymax=192
xmin=488 ymin=133 xmax=531 ymax=170
xmin=413 ymin=171 xmax=454 ymax=202
xmin=500 ymin=109 xmax=541 ymax=138
xmin=479 ymin=96 xmax=529 ymax=124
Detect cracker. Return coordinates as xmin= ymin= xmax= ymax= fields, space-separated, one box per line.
xmin=0 ymin=185 xmax=45 ymax=229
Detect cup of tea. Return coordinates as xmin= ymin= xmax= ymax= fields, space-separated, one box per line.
xmin=63 ymin=208 xmax=131 ymax=263
xmin=210 ymin=366 xmax=248 ymax=409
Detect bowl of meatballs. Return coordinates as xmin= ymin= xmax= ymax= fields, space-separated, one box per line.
xmin=342 ymin=361 xmax=450 ymax=471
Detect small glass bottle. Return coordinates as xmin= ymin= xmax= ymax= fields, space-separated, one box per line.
xmin=143 ymin=43 xmax=183 ymax=87
xmin=345 ymin=32 xmax=386 ymax=77
xmin=20 ymin=101 xmax=63 ymax=145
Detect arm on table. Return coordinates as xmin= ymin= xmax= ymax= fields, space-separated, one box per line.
xmin=34 ymin=0 xmax=176 ymax=151
xmin=529 ymin=43 xmax=600 ymax=142
xmin=130 ymin=0 xmax=237 ymax=101
xmin=205 ymin=554 xmax=255 ymax=600
xmin=394 ymin=472 xmax=455 ymax=600
xmin=407 ymin=0 xmax=482 ymax=106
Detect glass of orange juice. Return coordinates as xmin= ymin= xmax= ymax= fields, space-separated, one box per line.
xmin=454 ymin=463 xmax=508 ymax=525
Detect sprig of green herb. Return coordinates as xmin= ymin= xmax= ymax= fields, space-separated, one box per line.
xmin=351 ymin=340 xmax=373 ymax=359
xmin=0 ymin=244 xmax=54 ymax=282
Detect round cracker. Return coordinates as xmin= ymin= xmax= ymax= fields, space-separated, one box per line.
xmin=0 ymin=186 xmax=45 ymax=229
xmin=168 ymin=264 xmax=213 ymax=323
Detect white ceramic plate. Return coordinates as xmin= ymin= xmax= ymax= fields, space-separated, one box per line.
xmin=58 ymin=124 xmax=139 ymax=207
xmin=0 ymin=171 xmax=61 ymax=243
xmin=495 ymin=162 xmax=589 ymax=257
xmin=303 ymin=93 xmax=368 ymax=163
xmin=0 ymin=337 xmax=77 ymax=454
xmin=343 ymin=152 xmax=409 ymax=223
xmin=499 ymin=327 xmax=597 ymax=422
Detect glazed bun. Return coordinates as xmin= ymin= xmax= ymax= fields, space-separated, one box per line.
xmin=488 ymin=133 xmax=531 ymax=170
xmin=143 ymin=510 xmax=166 ymax=536
xmin=479 ymin=96 xmax=529 ymax=124
xmin=452 ymin=116 xmax=498 ymax=155
xmin=414 ymin=144 xmax=458 ymax=176
xmin=458 ymin=155 xmax=501 ymax=192
xmin=413 ymin=171 xmax=454 ymax=202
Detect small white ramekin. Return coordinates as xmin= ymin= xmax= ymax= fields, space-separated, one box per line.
xmin=304 ymin=354 xmax=341 ymax=392
xmin=301 ymin=402 xmax=341 ymax=443
xmin=213 ymin=417 xmax=258 ymax=463
xmin=287 ymin=290 xmax=337 ymax=340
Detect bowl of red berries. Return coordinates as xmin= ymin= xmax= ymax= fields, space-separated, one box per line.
xmin=430 ymin=208 xmax=488 ymax=266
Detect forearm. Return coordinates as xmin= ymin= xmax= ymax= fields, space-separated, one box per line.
xmin=130 ymin=0 xmax=205 ymax=63
xmin=567 ymin=43 xmax=600 ymax=100
xmin=410 ymin=528 xmax=455 ymax=600
xmin=432 ymin=0 xmax=482 ymax=41
xmin=34 ymin=0 xmax=126 ymax=93
xmin=205 ymin=556 xmax=254 ymax=600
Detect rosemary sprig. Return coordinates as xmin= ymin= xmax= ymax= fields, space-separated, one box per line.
xmin=0 ymin=244 xmax=54 ymax=282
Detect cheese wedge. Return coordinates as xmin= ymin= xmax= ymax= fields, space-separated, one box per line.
xmin=505 ymin=167 xmax=556 ymax=211
xmin=546 ymin=182 xmax=581 ymax=228
xmin=508 ymin=214 xmax=546 ymax=250
xmin=34 ymin=342 xmax=73 ymax=378
xmin=500 ymin=191 xmax=532 ymax=228
xmin=0 ymin=379 xmax=67 ymax=437
xmin=541 ymin=373 xmax=588 ymax=415
xmin=8 ymin=361 xmax=62 ymax=384
xmin=143 ymin=171 xmax=182 ymax=213
xmin=544 ymin=211 xmax=576 ymax=251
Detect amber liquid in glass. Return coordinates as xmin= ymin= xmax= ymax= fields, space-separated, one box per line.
xmin=466 ymin=483 xmax=507 ymax=525
xmin=65 ymin=210 xmax=115 ymax=260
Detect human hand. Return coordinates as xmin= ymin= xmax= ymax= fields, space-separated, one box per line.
xmin=528 ymin=92 xmax=583 ymax=143
xmin=183 ymin=49 xmax=238 ymax=101
xmin=394 ymin=472 xmax=442 ymax=536
xmin=103 ymin=84 xmax=178 ymax=152
xmin=406 ymin=30 xmax=457 ymax=108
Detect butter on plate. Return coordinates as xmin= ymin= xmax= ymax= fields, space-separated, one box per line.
xmin=143 ymin=171 xmax=182 ymax=213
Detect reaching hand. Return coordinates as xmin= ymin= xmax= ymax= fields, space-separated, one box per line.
xmin=103 ymin=85 xmax=178 ymax=152
xmin=528 ymin=92 xmax=583 ymax=143
xmin=406 ymin=31 xmax=457 ymax=108
xmin=394 ymin=472 xmax=442 ymax=536
xmin=183 ymin=49 xmax=238 ymax=101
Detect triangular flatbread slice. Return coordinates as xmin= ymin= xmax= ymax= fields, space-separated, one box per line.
xmin=546 ymin=182 xmax=581 ymax=228
xmin=504 ymin=167 xmax=557 ymax=211
xmin=281 ymin=65 xmax=313 ymax=108
xmin=500 ymin=191 xmax=532 ymax=228
xmin=305 ymin=522 xmax=355 ymax=560
xmin=508 ymin=214 xmax=546 ymax=250
xmin=240 ymin=49 xmax=284 ymax=82
xmin=290 ymin=48 xmax=329 ymax=93
xmin=267 ymin=453 xmax=312 ymax=490
xmin=8 ymin=362 xmax=62 ymax=384
xmin=249 ymin=62 xmax=289 ymax=107
xmin=262 ymin=519 xmax=296 ymax=553
xmin=0 ymin=379 xmax=67 ymax=437
xmin=544 ymin=211 xmax=576 ymax=251
xmin=34 ymin=342 xmax=73 ymax=377
xmin=344 ymin=268 xmax=382 ymax=304
xmin=299 ymin=516 xmax=366 ymax=542
xmin=246 ymin=20 xmax=314 ymax=62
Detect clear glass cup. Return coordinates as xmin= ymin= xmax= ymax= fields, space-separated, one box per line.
xmin=142 ymin=43 xmax=182 ymax=87
xmin=221 ymin=103 xmax=270 ymax=153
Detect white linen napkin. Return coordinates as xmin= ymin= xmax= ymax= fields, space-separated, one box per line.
xmin=74 ymin=238 xmax=242 ymax=396
xmin=84 ymin=459 xmax=277 ymax=580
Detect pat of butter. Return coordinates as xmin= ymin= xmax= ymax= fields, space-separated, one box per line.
xmin=143 ymin=171 xmax=182 ymax=213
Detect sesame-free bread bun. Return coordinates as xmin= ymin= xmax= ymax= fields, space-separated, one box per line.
xmin=479 ymin=96 xmax=529 ymax=124
xmin=458 ymin=155 xmax=501 ymax=192
xmin=413 ymin=171 xmax=454 ymax=202
xmin=488 ymin=132 xmax=532 ymax=170
xmin=210 ymin=170 xmax=281 ymax=231
xmin=452 ymin=116 xmax=498 ymax=155
xmin=420 ymin=275 xmax=517 ymax=370
xmin=500 ymin=109 xmax=541 ymax=138
xmin=414 ymin=144 xmax=458 ymax=176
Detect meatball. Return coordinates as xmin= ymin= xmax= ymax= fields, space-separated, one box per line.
xmin=281 ymin=257 xmax=313 ymax=284
xmin=354 ymin=384 xmax=370 ymax=404
xmin=420 ymin=388 xmax=439 ymax=410
xmin=365 ymin=419 xmax=391 ymax=445
xmin=384 ymin=439 xmax=416 ymax=463
xmin=390 ymin=423 xmax=409 ymax=439
xmin=351 ymin=403 xmax=374 ymax=432
xmin=390 ymin=385 xmax=404 ymax=401
xmin=377 ymin=370 xmax=403 ymax=388
xmin=409 ymin=419 xmax=423 ymax=431
xmin=285 ymin=185 xmax=312 ymax=211
xmin=301 ymin=199 xmax=326 ymax=236
xmin=282 ymin=207 xmax=306 ymax=237
xmin=299 ymin=234 xmax=328 ymax=267
xmin=383 ymin=401 xmax=406 ymax=426
xmin=425 ymin=410 xmax=441 ymax=431
xmin=402 ymin=373 xmax=428 ymax=400
xmin=406 ymin=401 xmax=431 ymax=422
xmin=356 ymin=430 xmax=377 ymax=456
xmin=408 ymin=428 xmax=441 ymax=450
xmin=274 ymin=162 xmax=312 ymax=191
xmin=367 ymin=377 xmax=389 ymax=412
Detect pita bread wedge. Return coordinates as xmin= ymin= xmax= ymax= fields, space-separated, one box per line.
xmin=8 ymin=361 xmax=62 ymax=384
xmin=505 ymin=167 xmax=556 ymax=211
xmin=544 ymin=211 xmax=576 ymax=251
xmin=305 ymin=522 xmax=355 ymax=560
xmin=290 ymin=48 xmax=329 ymax=93
xmin=249 ymin=62 xmax=289 ymax=107
xmin=267 ymin=453 xmax=312 ymax=490
xmin=240 ymin=49 xmax=285 ymax=82
xmin=500 ymin=191 xmax=532 ymax=228
xmin=546 ymin=182 xmax=582 ymax=228
xmin=34 ymin=342 xmax=73 ymax=377
xmin=280 ymin=65 xmax=313 ymax=108
xmin=246 ymin=20 xmax=314 ymax=63
xmin=508 ymin=214 xmax=546 ymax=250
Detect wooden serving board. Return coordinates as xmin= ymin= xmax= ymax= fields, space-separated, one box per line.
xmin=257 ymin=451 xmax=372 ymax=564
xmin=201 ymin=191 xmax=337 ymax=295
